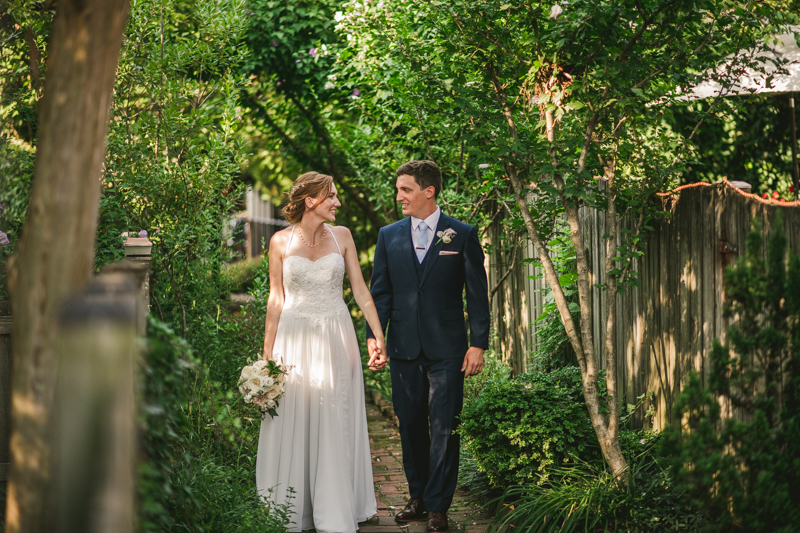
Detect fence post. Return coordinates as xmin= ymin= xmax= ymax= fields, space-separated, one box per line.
xmin=123 ymin=236 xmax=152 ymax=331
xmin=47 ymin=271 xmax=140 ymax=533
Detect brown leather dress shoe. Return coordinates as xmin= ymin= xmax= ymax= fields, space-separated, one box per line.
xmin=395 ymin=498 xmax=427 ymax=522
xmin=427 ymin=511 xmax=449 ymax=531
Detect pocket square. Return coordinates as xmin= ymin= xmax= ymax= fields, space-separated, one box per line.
xmin=439 ymin=250 xmax=459 ymax=255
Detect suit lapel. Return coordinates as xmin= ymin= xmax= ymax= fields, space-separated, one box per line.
xmin=395 ymin=218 xmax=419 ymax=285
xmin=419 ymin=214 xmax=451 ymax=288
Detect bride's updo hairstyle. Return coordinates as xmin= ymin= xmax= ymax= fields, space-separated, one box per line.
xmin=282 ymin=171 xmax=334 ymax=224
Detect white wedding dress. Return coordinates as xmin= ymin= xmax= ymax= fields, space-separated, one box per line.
xmin=256 ymin=225 xmax=377 ymax=533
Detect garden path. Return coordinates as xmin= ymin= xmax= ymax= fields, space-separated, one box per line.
xmin=358 ymin=400 xmax=491 ymax=533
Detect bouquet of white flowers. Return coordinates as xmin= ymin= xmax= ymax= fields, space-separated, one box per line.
xmin=238 ymin=357 xmax=291 ymax=419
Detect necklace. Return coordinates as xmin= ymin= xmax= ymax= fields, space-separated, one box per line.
xmin=297 ymin=225 xmax=327 ymax=248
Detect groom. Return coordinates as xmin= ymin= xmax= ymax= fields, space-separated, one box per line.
xmin=367 ymin=160 xmax=490 ymax=531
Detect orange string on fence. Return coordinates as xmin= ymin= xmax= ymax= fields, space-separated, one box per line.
xmin=656 ymin=179 xmax=800 ymax=207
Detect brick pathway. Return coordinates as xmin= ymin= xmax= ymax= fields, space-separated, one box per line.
xmin=359 ymin=401 xmax=492 ymax=533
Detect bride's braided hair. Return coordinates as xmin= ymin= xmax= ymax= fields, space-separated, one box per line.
xmin=282 ymin=171 xmax=334 ymax=224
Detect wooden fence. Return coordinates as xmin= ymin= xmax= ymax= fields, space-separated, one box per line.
xmin=1 ymin=241 xmax=151 ymax=527
xmin=488 ymin=181 xmax=800 ymax=430
xmin=245 ymin=187 xmax=288 ymax=259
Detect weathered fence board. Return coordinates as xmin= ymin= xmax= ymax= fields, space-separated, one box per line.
xmin=486 ymin=214 xmax=533 ymax=375
xmin=490 ymin=181 xmax=799 ymax=430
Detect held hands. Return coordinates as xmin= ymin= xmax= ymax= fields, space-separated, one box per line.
xmin=461 ymin=347 xmax=484 ymax=377
xmin=366 ymin=338 xmax=388 ymax=371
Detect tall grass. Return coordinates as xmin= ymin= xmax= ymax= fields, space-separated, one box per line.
xmin=487 ymin=453 xmax=707 ymax=533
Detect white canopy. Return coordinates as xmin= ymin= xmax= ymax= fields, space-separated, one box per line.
xmin=679 ymin=27 xmax=800 ymax=101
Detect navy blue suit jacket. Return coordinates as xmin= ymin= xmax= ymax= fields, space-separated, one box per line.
xmin=367 ymin=213 xmax=490 ymax=360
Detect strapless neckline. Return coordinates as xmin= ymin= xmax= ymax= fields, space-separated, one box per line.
xmin=284 ymin=253 xmax=342 ymax=265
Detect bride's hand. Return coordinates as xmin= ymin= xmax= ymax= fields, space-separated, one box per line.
xmin=367 ymin=338 xmax=388 ymax=371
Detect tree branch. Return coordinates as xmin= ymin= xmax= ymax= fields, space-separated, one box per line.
xmin=490 ymin=245 xmax=517 ymax=300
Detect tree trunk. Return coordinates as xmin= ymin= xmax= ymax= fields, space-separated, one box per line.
xmin=4 ymin=1 xmax=131 ymax=531
xmin=489 ymin=62 xmax=628 ymax=478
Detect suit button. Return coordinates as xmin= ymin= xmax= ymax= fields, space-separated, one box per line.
xmin=418 ymin=289 xmax=423 ymax=294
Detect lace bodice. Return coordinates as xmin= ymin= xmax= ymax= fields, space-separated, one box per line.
xmin=280 ymin=227 xmax=349 ymax=325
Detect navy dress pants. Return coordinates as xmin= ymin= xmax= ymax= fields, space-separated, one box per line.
xmin=389 ymin=350 xmax=464 ymax=513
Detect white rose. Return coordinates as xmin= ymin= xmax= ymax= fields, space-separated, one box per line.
xmin=252 ymin=360 xmax=267 ymax=370
xmin=266 ymin=387 xmax=281 ymax=400
xmin=266 ymin=399 xmax=277 ymax=409
xmin=263 ymin=376 xmax=275 ymax=387
xmin=240 ymin=366 xmax=255 ymax=380
xmin=247 ymin=377 xmax=263 ymax=391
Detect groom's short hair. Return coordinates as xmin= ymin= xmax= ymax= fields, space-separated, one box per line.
xmin=397 ymin=160 xmax=442 ymax=199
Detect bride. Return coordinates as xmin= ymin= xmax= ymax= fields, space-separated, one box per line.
xmin=256 ymin=171 xmax=387 ymax=533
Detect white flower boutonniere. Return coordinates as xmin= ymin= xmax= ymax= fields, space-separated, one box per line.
xmin=436 ymin=228 xmax=457 ymax=245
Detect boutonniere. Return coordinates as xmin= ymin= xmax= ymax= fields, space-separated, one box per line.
xmin=436 ymin=228 xmax=457 ymax=245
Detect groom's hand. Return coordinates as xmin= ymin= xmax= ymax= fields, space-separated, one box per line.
xmin=367 ymin=338 xmax=388 ymax=371
xmin=461 ymin=347 xmax=484 ymax=377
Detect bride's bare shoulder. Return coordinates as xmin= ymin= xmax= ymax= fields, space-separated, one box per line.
xmin=329 ymin=225 xmax=355 ymax=246
xmin=269 ymin=226 xmax=293 ymax=253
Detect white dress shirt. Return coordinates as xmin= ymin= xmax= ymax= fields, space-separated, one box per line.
xmin=410 ymin=206 xmax=441 ymax=263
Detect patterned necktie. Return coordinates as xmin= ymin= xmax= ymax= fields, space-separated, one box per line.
xmin=414 ymin=221 xmax=429 ymax=263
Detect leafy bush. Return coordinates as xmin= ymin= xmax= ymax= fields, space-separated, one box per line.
xmin=0 ymin=143 xmax=34 ymax=299
xmin=98 ymin=0 xmax=248 ymax=338
xmin=140 ymin=317 xmax=198 ymax=531
xmin=463 ymin=349 xmax=512 ymax=410
xmin=459 ymin=367 xmax=603 ymax=486
xmin=224 ymin=257 xmax=266 ymax=294
xmin=662 ymin=214 xmax=800 ymax=533
xmin=527 ymin=229 xmax=579 ymax=373
xmin=457 ymin=351 xmax=512 ymax=501
xmin=141 ymin=316 xmax=291 ymax=533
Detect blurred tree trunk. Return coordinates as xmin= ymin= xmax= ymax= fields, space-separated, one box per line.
xmin=4 ymin=1 xmax=131 ymax=531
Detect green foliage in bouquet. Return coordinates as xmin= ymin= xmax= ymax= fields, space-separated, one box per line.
xmin=238 ymin=358 xmax=290 ymax=420
xmin=662 ymin=212 xmax=800 ymax=533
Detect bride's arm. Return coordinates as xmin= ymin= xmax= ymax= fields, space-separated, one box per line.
xmin=263 ymin=230 xmax=288 ymax=361
xmin=337 ymin=227 xmax=387 ymax=367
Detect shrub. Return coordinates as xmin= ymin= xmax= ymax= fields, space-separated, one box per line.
xmin=139 ymin=317 xmax=198 ymax=531
xmin=459 ymin=367 xmax=602 ymax=486
xmin=141 ymin=316 xmax=291 ymax=533
xmin=0 ymin=144 xmax=34 ymax=300
xmin=662 ymin=214 xmax=800 ymax=533
xmin=463 ymin=349 xmax=512 ymax=410
xmin=458 ymin=351 xmax=512 ymax=501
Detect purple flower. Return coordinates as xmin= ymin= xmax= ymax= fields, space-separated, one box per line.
xmin=272 ymin=40 xmax=278 ymax=46
xmin=353 ymin=88 xmax=360 ymax=97
xmin=295 ymin=59 xmax=300 ymax=63
xmin=309 ymin=48 xmax=317 ymax=57
xmin=139 ymin=229 xmax=148 ymax=238
xmin=0 ymin=231 xmax=9 ymax=246
xmin=277 ymin=81 xmax=281 ymax=87
xmin=0 ymin=203 xmax=3 ymax=211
